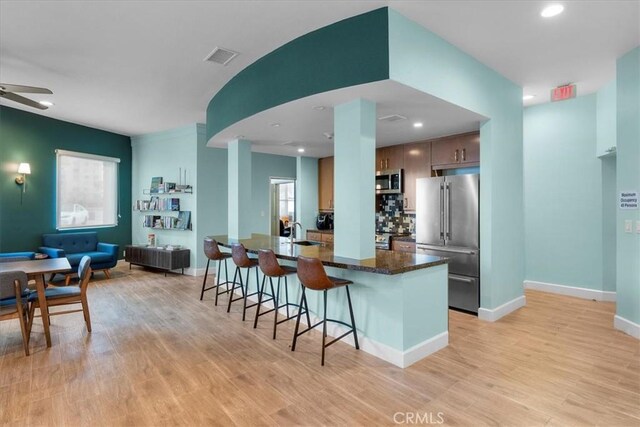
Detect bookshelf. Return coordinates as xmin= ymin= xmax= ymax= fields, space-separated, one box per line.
xmin=134 ymin=178 xmax=193 ymax=231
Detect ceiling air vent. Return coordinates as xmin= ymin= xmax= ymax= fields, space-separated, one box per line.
xmin=378 ymin=114 xmax=407 ymax=123
xmin=204 ymin=47 xmax=239 ymax=65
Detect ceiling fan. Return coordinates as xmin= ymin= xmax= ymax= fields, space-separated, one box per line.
xmin=0 ymin=83 xmax=53 ymax=110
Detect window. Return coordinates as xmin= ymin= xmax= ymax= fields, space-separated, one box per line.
xmin=56 ymin=150 xmax=120 ymax=229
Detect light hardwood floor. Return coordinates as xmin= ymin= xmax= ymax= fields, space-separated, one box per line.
xmin=1 ymin=263 xmax=638 ymax=426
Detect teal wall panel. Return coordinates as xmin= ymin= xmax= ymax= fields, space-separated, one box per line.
xmin=333 ymin=98 xmax=376 ymax=259
xmin=206 ymin=8 xmax=389 ymax=141
xmin=228 ymin=140 xmax=252 ymax=239
xmin=387 ymin=10 xmax=524 ymax=311
xmin=597 ymin=80 xmax=617 ymax=157
xmin=602 ymin=156 xmax=617 ymax=292
xmin=295 ymin=156 xmax=318 ymax=235
xmin=616 ymin=47 xmax=640 ymax=325
xmin=250 ymin=152 xmax=297 ymax=235
xmin=0 ymin=106 xmax=132 ymax=255
xmin=131 ymin=125 xmax=199 ymax=268
xmin=524 ymin=95 xmax=604 ymax=290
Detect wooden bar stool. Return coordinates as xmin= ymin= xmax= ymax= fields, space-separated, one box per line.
xmin=227 ymin=244 xmax=261 ymax=321
xmin=255 ymin=249 xmax=310 ymax=339
xmin=200 ymin=238 xmax=235 ymax=304
xmin=292 ymin=256 xmax=359 ymax=366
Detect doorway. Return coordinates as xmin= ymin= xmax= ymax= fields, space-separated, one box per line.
xmin=270 ymin=178 xmax=296 ymax=237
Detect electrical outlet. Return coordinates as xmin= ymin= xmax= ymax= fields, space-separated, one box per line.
xmin=624 ymin=220 xmax=633 ymax=233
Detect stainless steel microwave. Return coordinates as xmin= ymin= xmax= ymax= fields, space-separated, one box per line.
xmin=375 ymin=169 xmax=403 ymax=194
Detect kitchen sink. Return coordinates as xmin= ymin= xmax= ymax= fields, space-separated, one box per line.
xmin=292 ymin=240 xmax=321 ymax=246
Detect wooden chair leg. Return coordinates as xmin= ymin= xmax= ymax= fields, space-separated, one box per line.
xmin=81 ymin=296 xmax=92 ymax=333
xmin=65 ymin=274 xmax=72 ymax=286
xmin=17 ymin=303 xmax=30 ymax=356
xmin=28 ymin=302 xmax=36 ymax=337
xmin=103 ymin=269 xmax=111 ymax=279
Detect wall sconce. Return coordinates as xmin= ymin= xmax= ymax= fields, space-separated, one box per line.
xmin=15 ymin=163 xmax=31 ymax=192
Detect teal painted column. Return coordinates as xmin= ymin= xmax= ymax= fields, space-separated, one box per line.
xmin=295 ymin=156 xmax=318 ymax=235
xmin=333 ymin=99 xmax=376 ymax=259
xmin=615 ymin=47 xmax=640 ymax=333
xmin=228 ymin=139 xmax=252 ymax=239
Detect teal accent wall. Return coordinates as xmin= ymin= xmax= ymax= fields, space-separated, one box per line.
xmin=387 ymin=10 xmax=524 ymax=311
xmin=597 ymin=80 xmax=617 ymax=157
xmin=333 ymin=98 xmax=376 ymax=259
xmin=616 ymin=47 xmax=640 ymax=325
xmin=206 ymin=7 xmax=390 ymax=141
xmin=295 ymin=156 xmax=318 ymax=235
xmin=524 ymin=95 xmax=605 ymax=291
xmin=0 ymin=106 xmax=132 ymax=255
xmin=250 ymin=152 xmax=297 ymax=235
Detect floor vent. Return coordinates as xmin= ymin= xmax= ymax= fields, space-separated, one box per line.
xmin=204 ymin=47 xmax=239 ymax=65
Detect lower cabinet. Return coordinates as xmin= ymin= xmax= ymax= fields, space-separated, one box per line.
xmin=391 ymin=240 xmax=416 ymax=253
xmin=306 ymin=231 xmax=333 ymax=243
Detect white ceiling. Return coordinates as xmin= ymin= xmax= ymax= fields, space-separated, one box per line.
xmin=1 ymin=1 xmax=638 ymax=140
xmin=209 ymin=80 xmax=486 ymax=158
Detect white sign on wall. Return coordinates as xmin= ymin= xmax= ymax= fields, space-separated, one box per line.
xmin=620 ymin=191 xmax=639 ymax=209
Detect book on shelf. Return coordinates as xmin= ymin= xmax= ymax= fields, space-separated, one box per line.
xmin=150 ymin=177 xmax=163 ymax=194
xmin=134 ymin=197 xmax=179 ymax=211
xmin=176 ymin=211 xmax=191 ymax=230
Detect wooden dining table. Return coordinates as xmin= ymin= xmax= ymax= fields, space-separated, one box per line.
xmin=0 ymin=257 xmax=72 ymax=347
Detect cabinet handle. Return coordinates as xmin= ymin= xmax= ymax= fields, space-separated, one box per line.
xmin=454 ymin=149 xmax=459 ymax=162
xmin=462 ymin=148 xmax=466 ymax=162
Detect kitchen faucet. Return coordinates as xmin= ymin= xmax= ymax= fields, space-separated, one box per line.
xmin=289 ymin=222 xmax=303 ymax=251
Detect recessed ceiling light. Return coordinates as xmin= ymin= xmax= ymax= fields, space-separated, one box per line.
xmin=39 ymin=100 xmax=54 ymax=107
xmin=297 ymin=148 xmax=305 ymax=153
xmin=523 ymin=95 xmax=535 ymax=101
xmin=313 ymin=106 xmax=326 ymax=111
xmin=413 ymin=122 xmax=423 ymax=128
xmin=541 ymin=4 xmax=564 ymax=18
xmin=270 ymin=123 xmax=281 ymax=128
xmin=323 ymin=132 xmax=334 ymax=140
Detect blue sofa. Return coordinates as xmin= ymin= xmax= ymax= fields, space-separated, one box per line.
xmin=39 ymin=232 xmax=118 ymax=283
xmin=0 ymin=252 xmax=36 ymax=260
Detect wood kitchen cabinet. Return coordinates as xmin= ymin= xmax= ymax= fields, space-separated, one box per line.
xmin=402 ymin=141 xmax=431 ymax=211
xmin=392 ymin=240 xmax=416 ymax=253
xmin=318 ymin=156 xmax=334 ymax=211
xmin=431 ymin=132 xmax=480 ymax=169
xmin=376 ymin=145 xmax=404 ymax=171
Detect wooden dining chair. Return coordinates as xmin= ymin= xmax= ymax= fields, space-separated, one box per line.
xmin=28 ymin=256 xmax=93 ymax=333
xmin=0 ymin=271 xmax=31 ymax=356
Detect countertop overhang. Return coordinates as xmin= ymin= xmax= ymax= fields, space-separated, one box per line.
xmin=209 ymin=234 xmax=448 ymax=275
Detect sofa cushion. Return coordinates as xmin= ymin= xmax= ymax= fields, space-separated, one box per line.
xmin=67 ymin=251 xmax=112 ymax=267
xmin=0 ymin=252 xmax=36 ymax=260
xmin=42 ymin=232 xmax=98 ymax=254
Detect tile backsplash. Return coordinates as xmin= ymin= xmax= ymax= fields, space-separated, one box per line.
xmin=376 ymin=194 xmax=415 ymax=234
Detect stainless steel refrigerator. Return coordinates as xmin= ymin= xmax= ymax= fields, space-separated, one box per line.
xmin=415 ymin=174 xmax=480 ymax=313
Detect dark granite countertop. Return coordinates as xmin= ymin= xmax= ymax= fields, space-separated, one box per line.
xmin=306 ymin=229 xmax=334 ymax=234
xmin=209 ymin=234 xmax=447 ymax=275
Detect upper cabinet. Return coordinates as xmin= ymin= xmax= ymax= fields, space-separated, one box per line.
xmin=431 ymin=132 xmax=480 ymax=169
xmin=376 ymin=145 xmax=404 ymax=171
xmin=402 ymin=141 xmax=431 ymax=211
xmin=318 ymin=156 xmax=334 ymax=211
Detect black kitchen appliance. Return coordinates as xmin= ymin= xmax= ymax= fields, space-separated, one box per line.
xmin=316 ymin=213 xmax=334 ymax=230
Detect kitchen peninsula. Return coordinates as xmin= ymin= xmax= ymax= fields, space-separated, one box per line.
xmin=211 ymin=234 xmax=450 ymax=367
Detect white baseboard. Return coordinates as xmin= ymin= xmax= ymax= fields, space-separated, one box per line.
xmin=241 ymin=292 xmax=448 ymax=368
xmin=478 ymin=295 xmax=526 ymax=322
xmin=524 ymin=280 xmax=616 ymax=302
xmin=614 ymin=315 xmax=640 ymax=339
xmin=185 ymin=267 xmax=207 ymax=277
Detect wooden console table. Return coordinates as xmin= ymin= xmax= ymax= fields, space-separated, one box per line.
xmin=125 ymin=245 xmax=190 ymax=275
